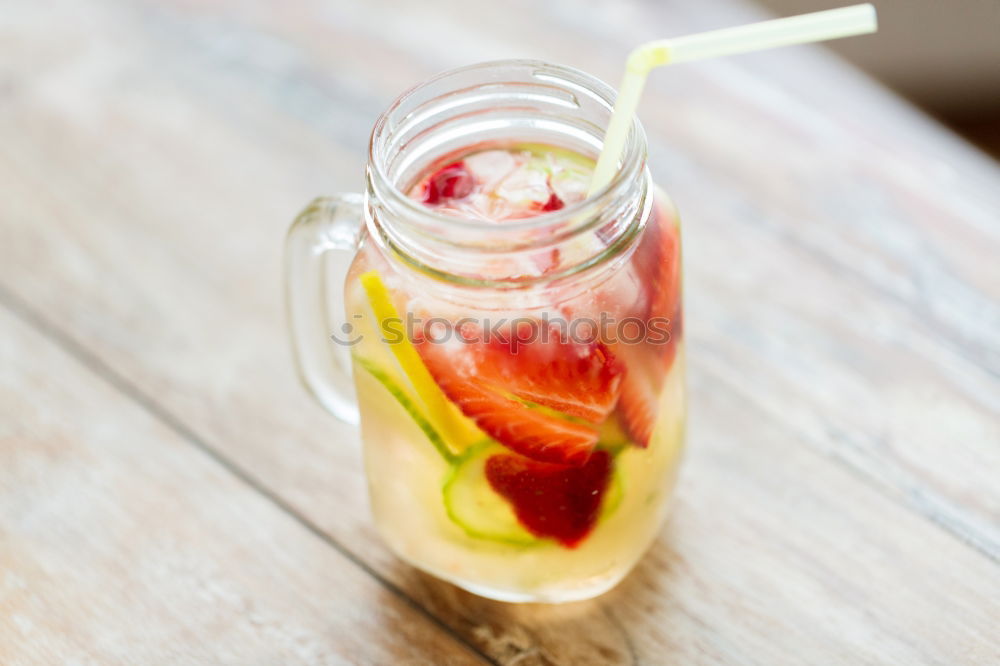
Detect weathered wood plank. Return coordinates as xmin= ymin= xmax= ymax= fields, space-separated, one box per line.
xmin=0 ymin=308 xmax=486 ymax=665
xmin=1 ymin=0 xmax=999 ymax=663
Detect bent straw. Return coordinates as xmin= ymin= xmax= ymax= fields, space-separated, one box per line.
xmin=589 ymin=4 xmax=878 ymax=194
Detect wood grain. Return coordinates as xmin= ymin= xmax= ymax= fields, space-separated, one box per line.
xmin=1 ymin=0 xmax=998 ymax=663
xmin=0 ymin=308 xmax=484 ymax=665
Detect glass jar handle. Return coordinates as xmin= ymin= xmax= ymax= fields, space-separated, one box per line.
xmin=284 ymin=194 xmax=363 ymax=424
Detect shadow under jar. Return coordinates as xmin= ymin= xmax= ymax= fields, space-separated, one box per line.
xmin=286 ymin=60 xmax=684 ymax=603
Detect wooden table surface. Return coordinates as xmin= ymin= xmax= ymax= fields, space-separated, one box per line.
xmin=2 ymin=0 xmax=999 ymax=664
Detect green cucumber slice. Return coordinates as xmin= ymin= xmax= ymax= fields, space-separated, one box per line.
xmin=442 ymin=442 xmax=541 ymax=547
xmin=597 ymin=414 xmax=633 ymax=455
xmin=353 ymin=355 xmax=455 ymax=463
xmin=601 ymin=459 xmax=624 ymax=518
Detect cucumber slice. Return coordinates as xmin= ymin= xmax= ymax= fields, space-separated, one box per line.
xmin=353 ymin=355 xmax=455 ymax=463
xmin=601 ymin=458 xmax=624 ymax=519
xmin=359 ymin=270 xmax=482 ymax=453
xmin=597 ymin=414 xmax=633 ymax=455
xmin=442 ymin=443 xmax=541 ymax=547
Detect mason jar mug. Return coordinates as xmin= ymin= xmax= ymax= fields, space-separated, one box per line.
xmin=285 ymin=61 xmax=684 ymax=603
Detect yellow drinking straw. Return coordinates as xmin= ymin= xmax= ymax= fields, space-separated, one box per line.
xmin=589 ymin=4 xmax=878 ymax=194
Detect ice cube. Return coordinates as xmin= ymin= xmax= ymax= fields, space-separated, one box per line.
xmin=494 ymin=161 xmax=550 ymax=207
xmin=464 ymin=150 xmax=518 ymax=191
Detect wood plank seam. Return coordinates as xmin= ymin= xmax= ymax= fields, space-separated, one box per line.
xmin=0 ymin=282 xmax=500 ymax=666
xmin=700 ymin=356 xmax=1000 ymax=566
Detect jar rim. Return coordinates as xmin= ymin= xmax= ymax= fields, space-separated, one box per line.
xmin=367 ymin=59 xmax=647 ymax=235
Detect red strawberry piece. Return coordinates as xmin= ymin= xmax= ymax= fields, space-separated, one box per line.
xmin=515 ymin=192 xmax=565 ymax=219
xmin=422 ymin=162 xmax=475 ymax=205
xmin=472 ymin=326 xmax=624 ymax=423
xmin=615 ymin=201 xmax=683 ymax=447
xmin=631 ymin=200 xmax=681 ymax=321
xmin=447 ymin=379 xmax=601 ymax=464
xmin=614 ymin=326 xmax=679 ymax=447
xmin=618 ymin=375 xmax=657 ymax=448
xmin=485 ymin=450 xmax=612 ymax=547
xmin=615 ymin=304 xmax=682 ymax=448
xmin=541 ymin=192 xmax=565 ymax=211
xmin=413 ymin=326 xmax=623 ymax=466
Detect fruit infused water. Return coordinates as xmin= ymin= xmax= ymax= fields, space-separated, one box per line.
xmin=345 ymin=144 xmax=683 ymax=602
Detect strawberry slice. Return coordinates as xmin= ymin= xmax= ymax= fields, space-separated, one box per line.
xmin=618 ymin=378 xmax=656 ymax=448
xmin=421 ymin=372 xmax=600 ymax=464
xmin=422 ymin=162 xmax=474 ymax=205
xmin=631 ymin=199 xmax=681 ymax=321
xmin=616 ymin=200 xmax=683 ymax=447
xmin=540 ymin=192 xmax=565 ymax=211
xmin=615 ymin=325 xmax=679 ymax=447
xmin=474 ymin=331 xmax=622 ymax=423
xmin=413 ymin=326 xmax=623 ymax=466
xmin=485 ymin=450 xmax=612 ymax=547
